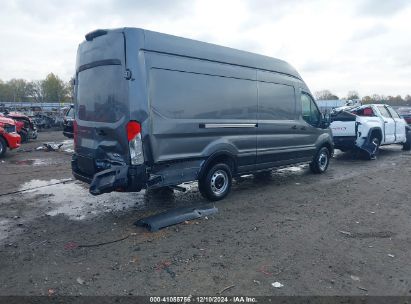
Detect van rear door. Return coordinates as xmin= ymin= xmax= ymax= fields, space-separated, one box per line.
xmin=75 ymin=30 xmax=130 ymax=178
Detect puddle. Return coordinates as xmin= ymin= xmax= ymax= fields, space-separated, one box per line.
xmin=276 ymin=165 xmax=306 ymax=174
xmin=61 ymin=139 xmax=74 ymax=153
xmin=11 ymin=159 xmax=55 ymax=166
xmin=19 ymin=179 xmax=146 ymax=220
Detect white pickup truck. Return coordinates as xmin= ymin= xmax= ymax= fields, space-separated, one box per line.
xmin=330 ymin=104 xmax=411 ymax=158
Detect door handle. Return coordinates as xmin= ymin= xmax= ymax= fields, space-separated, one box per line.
xmin=97 ymin=129 xmax=107 ymax=136
xmin=384 ymin=121 xmax=388 ymax=124
xmin=291 ymin=125 xmax=297 ymax=130
xmin=301 ymin=126 xmax=307 ymax=130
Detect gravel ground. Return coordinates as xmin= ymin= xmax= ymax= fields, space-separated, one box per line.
xmin=0 ymin=131 xmax=410 ymax=296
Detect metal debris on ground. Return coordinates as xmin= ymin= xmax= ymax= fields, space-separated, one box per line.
xmin=339 ymin=230 xmax=352 ymax=236
xmin=135 ymin=205 xmax=218 ymax=232
xmin=271 ymin=282 xmax=284 ymax=288
xmin=218 ymin=285 xmax=235 ymax=294
xmin=64 ymin=235 xmax=131 ymax=250
xmin=350 ymin=275 xmax=360 ymax=281
xmin=43 ymin=143 xmax=64 ymax=152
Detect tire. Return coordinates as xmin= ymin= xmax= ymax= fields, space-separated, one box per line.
xmin=403 ymin=131 xmax=411 ymax=151
xmin=0 ymin=137 xmax=7 ymax=158
xmin=199 ymin=163 xmax=232 ymax=201
xmin=19 ymin=130 xmax=28 ymax=143
xmin=367 ymin=136 xmax=380 ymax=159
xmin=310 ymin=146 xmax=330 ymax=174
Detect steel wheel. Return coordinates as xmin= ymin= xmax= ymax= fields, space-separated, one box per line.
xmin=310 ymin=146 xmax=330 ymax=174
xmin=318 ymin=150 xmax=329 ymax=172
xmin=210 ymin=170 xmax=229 ymax=196
xmin=199 ymin=163 xmax=233 ymax=201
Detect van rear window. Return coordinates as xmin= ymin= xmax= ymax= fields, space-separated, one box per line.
xmin=77 ymin=65 xmax=127 ymax=123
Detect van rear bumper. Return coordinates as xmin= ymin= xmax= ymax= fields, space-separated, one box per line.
xmin=71 ymin=153 xmax=148 ymax=195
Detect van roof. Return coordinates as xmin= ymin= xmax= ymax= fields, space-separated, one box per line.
xmin=86 ymin=28 xmax=303 ymax=80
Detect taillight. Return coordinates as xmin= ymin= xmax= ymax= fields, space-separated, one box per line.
xmin=127 ymin=121 xmax=141 ymax=141
xmin=73 ymin=120 xmax=78 ymax=149
xmin=126 ymin=121 xmax=144 ymax=165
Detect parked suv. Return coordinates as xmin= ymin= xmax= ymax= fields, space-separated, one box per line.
xmin=72 ymin=28 xmax=333 ymax=201
xmin=63 ymin=104 xmax=74 ymax=138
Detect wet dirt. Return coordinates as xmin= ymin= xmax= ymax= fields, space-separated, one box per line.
xmin=0 ymin=131 xmax=411 ymax=295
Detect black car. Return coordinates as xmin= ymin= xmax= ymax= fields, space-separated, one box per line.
xmin=63 ymin=105 xmax=74 ymax=138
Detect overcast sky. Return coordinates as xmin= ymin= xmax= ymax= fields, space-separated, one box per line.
xmin=0 ymin=0 xmax=410 ymax=97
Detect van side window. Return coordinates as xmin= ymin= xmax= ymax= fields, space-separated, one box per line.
xmin=301 ymin=93 xmax=321 ymax=127
xmin=258 ymin=82 xmax=296 ymax=120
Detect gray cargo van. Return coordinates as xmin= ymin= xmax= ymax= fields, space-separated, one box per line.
xmin=72 ymin=28 xmax=333 ymax=201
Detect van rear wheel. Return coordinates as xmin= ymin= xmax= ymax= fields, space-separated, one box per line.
xmin=199 ymin=163 xmax=232 ymax=201
xmin=310 ymin=147 xmax=330 ymax=174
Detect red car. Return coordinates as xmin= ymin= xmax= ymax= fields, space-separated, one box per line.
xmin=0 ymin=116 xmax=21 ymax=158
xmin=2 ymin=111 xmax=38 ymax=142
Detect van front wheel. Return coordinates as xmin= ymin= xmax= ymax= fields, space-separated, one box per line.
xmin=199 ymin=163 xmax=232 ymax=201
xmin=310 ymin=147 xmax=330 ymax=174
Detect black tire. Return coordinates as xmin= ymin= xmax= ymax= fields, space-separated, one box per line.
xmin=0 ymin=136 xmax=7 ymax=158
xmin=367 ymin=136 xmax=380 ymax=160
xmin=199 ymin=163 xmax=232 ymax=201
xmin=310 ymin=146 xmax=330 ymax=174
xmin=403 ymin=131 xmax=411 ymax=151
xmin=19 ymin=130 xmax=28 ymax=143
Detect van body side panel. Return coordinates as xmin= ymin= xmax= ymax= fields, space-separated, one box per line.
xmin=146 ymin=53 xmax=257 ymax=171
xmin=142 ymin=30 xmax=302 ymax=80
xmin=122 ymin=29 xmax=152 ymax=162
xmin=256 ymin=71 xmax=312 ymax=168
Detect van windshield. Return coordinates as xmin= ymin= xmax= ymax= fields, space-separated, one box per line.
xmin=77 ymin=64 xmax=127 ymax=123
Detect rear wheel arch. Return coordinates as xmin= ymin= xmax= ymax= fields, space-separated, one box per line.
xmin=321 ymin=141 xmax=333 ymax=156
xmin=369 ymin=128 xmax=382 ymax=142
xmin=198 ymin=151 xmax=237 ymax=180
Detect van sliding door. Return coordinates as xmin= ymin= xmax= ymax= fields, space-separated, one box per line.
xmin=256 ymin=80 xmax=306 ymax=169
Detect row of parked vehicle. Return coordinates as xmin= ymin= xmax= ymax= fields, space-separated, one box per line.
xmin=0 ymin=111 xmax=38 ymax=158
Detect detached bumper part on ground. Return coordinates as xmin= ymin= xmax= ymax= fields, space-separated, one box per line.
xmin=135 ymin=205 xmax=218 ymax=231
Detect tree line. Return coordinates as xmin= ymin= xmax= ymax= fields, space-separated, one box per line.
xmin=315 ymin=90 xmax=411 ymax=106
xmin=0 ymin=73 xmax=73 ymax=103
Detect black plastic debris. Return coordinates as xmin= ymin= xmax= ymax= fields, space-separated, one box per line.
xmin=43 ymin=143 xmax=63 ymax=152
xmin=135 ymin=205 xmax=218 ymax=232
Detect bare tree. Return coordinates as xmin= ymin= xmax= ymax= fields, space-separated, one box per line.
xmin=315 ymin=90 xmax=339 ymax=100
xmin=347 ymin=90 xmax=359 ymax=100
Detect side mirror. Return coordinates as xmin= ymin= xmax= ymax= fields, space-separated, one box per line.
xmin=322 ymin=113 xmax=331 ymax=128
